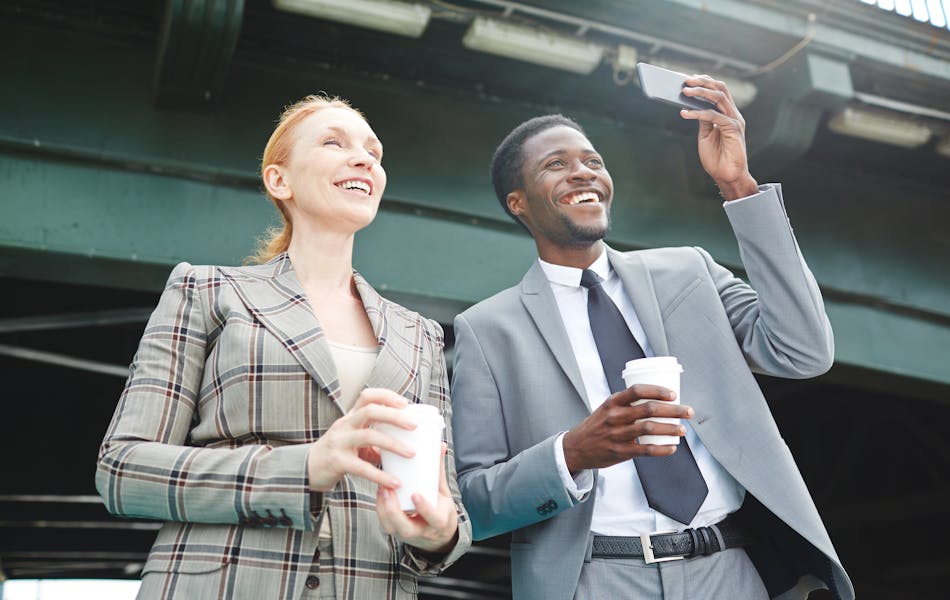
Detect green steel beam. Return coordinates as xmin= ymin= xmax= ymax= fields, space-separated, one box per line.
xmin=660 ymin=0 xmax=950 ymax=82
xmin=826 ymin=302 xmax=950 ymax=386
xmin=2 ymin=151 xmax=949 ymax=388
xmin=1 ymin=14 xmax=948 ymax=388
xmin=153 ymin=0 xmax=246 ymax=109
xmin=747 ymin=52 xmax=853 ymax=177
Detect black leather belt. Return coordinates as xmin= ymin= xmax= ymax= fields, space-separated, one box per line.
xmin=590 ymin=517 xmax=753 ymax=564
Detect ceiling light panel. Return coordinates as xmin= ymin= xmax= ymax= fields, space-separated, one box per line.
xmin=828 ymin=106 xmax=933 ymax=148
xmin=274 ymin=0 xmax=432 ymax=38
xmin=463 ymin=17 xmax=604 ymax=75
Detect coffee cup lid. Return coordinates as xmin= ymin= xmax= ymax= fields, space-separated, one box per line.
xmin=403 ymin=403 xmax=445 ymax=427
xmin=621 ymin=356 xmax=683 ymax=377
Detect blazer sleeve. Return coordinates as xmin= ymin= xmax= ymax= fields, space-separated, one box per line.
xmin=401 ymin=319 xmax=473 ymax=575
xmin=715 ymin=183 xmax=835 ymax=378
xmin=451 ymin=313 xmax=584 ymax=541
xmin=95 ymin=263 xmax=316 ymax=530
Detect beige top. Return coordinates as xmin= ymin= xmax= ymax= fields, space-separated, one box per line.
xmin=329 ymin=341 xmax=379 ymax=412
xmin=318 ymin=340 xmax=379 ymax=540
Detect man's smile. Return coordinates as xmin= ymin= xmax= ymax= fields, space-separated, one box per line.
xmin=558 ymin=189 xmax=606 ymax=206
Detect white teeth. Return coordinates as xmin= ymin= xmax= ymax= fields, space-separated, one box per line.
xmin=337 ymin=179 xmax=371 ymax=194
xmin=566 ymin=192 xmax=599 ymax=205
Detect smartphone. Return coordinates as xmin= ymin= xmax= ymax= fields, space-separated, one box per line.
xmin=636 ymin=62 xmax=718 ymax=112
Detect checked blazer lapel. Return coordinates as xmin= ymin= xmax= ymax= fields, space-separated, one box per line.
xmin=219 ymin=254 xmax=343 ymax=410
xmin=220 ymin=254 xmax=422 ymax=410
xmin=353 ymin=275 xmax=423 ymax=398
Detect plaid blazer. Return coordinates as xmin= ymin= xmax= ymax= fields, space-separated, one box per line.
xmin=96 ymin=253 xmax=471 ymax=599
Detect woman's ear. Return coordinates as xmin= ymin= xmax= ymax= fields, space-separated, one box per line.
xmin=263 ymin=164 xmax=292 ymax=201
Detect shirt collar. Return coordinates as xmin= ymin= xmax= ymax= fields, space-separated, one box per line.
xmin=538 ymin=248 xmax=611 ymax=288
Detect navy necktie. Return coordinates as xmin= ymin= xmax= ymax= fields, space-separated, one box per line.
xmin=580 ymin=268 xmax=708 ymax=525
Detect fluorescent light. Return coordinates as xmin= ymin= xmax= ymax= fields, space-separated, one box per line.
xmin=936 ymin=136 xmax=950 ymax=158
xmin=828 ymin=106 xmax=932 ymax=147
xmin=273 ymin=0 xmax=431 ymax=38
xmin=463 ymin=17 xmax=604 ymax=75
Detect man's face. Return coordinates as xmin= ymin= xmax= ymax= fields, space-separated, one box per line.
xmin=508 ymin=126 xmax=613 ymax=249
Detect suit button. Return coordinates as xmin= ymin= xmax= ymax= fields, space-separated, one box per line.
xmin=305 ymin=576 xmax=320 ymax=589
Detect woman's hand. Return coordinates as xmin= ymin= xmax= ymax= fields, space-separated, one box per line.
xmin=375 ymin=443 xmax=460 ymax=555
xmin=307 ymin=388 xmax=416 ymax=492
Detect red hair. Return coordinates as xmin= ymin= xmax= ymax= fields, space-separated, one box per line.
xmin=248 ymin=94 xmax=367 ymax=264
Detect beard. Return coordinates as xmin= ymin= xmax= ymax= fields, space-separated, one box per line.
xmin=555 ymin=210 xmax=610 ymax=246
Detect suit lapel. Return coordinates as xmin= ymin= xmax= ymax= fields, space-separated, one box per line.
xmin=219 ymin=254 xmax=344 ymax=411
xmin=608 ymin=247 xmax=670 ymax=357
xmin=353 ymin=273 xmax=420 ymax=398
xmin=520 ymin=262 xmax=591 ymax=410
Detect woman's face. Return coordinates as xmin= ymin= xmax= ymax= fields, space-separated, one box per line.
xmin=276 ymin=106 xmax=386 ymax=234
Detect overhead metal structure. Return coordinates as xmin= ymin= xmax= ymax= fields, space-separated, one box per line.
xmin=1 ymin=1 xmax=948 ymax=598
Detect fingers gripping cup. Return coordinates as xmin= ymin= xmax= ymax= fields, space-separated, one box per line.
xmin=375 ymin=403 xmax=445 ymax=512
xmin=621 ymin=357 xmax=684 ymax=446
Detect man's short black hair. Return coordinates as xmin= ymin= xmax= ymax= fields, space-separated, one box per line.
xmin=491 ymin=114 xmax=587 ymax=223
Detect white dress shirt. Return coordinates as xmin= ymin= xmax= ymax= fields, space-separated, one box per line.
xmin=542 ymin=249 xmax=745 ymax=535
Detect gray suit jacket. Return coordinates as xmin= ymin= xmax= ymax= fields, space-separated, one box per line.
xmin=451 ymin=185 xmax=853 ymax=600
xmin=96 ymin=253 xmax=471 ymax=599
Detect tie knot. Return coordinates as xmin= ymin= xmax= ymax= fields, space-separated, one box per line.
xmin=580 ymin=269 xmax=603 ymax=289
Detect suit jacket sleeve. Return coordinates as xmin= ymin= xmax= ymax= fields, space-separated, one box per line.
xmin=95 ymin=263 xmax=317 ymax=530
xmin=717 ymin=183 xmax=835 ymax=378
xmin=452 ymin=313 xmax=585 ymax=541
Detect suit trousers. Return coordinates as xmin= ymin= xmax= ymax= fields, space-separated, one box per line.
xmin=575 ymin=542 xmax=768 ymax=600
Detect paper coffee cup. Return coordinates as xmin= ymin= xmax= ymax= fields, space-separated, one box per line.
xmin=375 ymin=403 xmax=445 ymax=512
xmin=621 ymin=356 xmax=684 ymax=445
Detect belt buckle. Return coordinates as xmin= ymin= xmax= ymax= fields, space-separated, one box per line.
xmin=640 ymin=531 xmax=685 ymax=564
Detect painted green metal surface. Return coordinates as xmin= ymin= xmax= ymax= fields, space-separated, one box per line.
xmin=659 ymin=0 xmax=950 ymax=83
xmin=1 ymin=8 xmax=948 ymax=389
xmin=153 ymin=0 xmax=246 ymax=108
xmin=2 ymin=148 xmax=948 ymax=387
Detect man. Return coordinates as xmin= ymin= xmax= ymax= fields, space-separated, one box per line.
xmin=451 ymin=75 xmax=853 ymax=600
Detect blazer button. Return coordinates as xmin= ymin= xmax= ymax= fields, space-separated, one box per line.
xmin=305 ymin=576 xmax=320 ymax=590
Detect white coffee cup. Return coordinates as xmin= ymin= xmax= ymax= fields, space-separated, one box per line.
xmin=375 ymin=403 xmax=445 ymax=512
xmin=621 ymin=356 xmax=684 ymax=446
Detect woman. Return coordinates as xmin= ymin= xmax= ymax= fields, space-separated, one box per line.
xmin=96 ymin=95 xmax=471 ymax=599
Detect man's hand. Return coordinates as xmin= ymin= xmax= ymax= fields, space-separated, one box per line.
xmin=562 ymin=384 xmax=693 ymax=475
xmin=680 ymin=75 xmax=759 ymax=200
xmin=376 ymin=443 xmax=460 ymax=555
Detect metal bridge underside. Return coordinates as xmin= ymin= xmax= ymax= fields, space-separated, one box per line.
xmin=1 ymin=1 xmax=949 ymax=598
